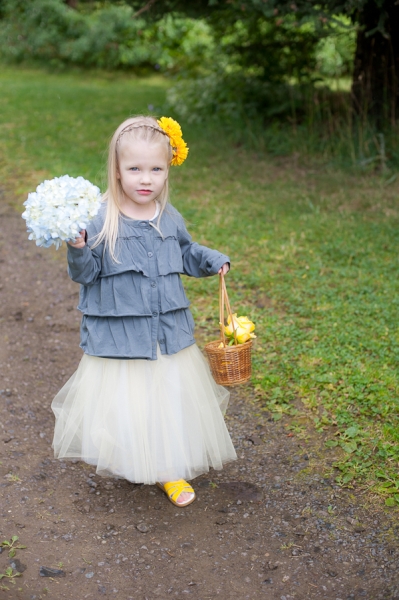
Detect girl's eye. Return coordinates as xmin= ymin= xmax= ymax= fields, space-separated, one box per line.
xmin=153 ymin=167 xmax=162 ymax=172
xmin=130 ymin=167 xmax=139 ymax=171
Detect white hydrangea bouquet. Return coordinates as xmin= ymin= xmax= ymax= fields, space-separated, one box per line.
xmin=22 ymin=175 xmax=102 ymax=249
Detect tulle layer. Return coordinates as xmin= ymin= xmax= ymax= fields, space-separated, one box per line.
xmin=51 ymin=344 xmax=237 ymax=484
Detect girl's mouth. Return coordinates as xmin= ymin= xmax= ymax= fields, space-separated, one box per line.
xmin=137 ymin=190 xmax=152 ymax=195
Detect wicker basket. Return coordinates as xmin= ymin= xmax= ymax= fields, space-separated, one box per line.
xmin=204 ymin=274 xmax=252 ymax=386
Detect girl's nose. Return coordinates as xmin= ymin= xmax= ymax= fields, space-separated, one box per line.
xmin=140 ymin=172 xmax=151 ymax=183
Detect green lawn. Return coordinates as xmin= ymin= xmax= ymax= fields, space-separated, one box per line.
xmin=2 ymin=66 xmax=399 ymax=505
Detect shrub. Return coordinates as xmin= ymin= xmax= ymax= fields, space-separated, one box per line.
xmin=0 ymin=0 xmax=213 ymax=72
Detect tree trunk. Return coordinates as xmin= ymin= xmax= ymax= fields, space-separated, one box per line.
xmin=352 ymin=0 xmax=399 ymax=125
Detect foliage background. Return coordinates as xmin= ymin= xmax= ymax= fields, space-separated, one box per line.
xmin=0 ymin=0 xmax=355 ymax=129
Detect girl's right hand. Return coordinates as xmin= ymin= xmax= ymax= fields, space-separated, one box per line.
xmin=67 ymin=230 xmax=86 ymax=249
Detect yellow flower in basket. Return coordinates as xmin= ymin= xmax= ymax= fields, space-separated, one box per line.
xmin=235 ymin=315 xmax=255 ymax=333
xmin=221 ymin=313 xmax=256 ymax=346
xmin=235 ymin=327 xmax=251 ymax=344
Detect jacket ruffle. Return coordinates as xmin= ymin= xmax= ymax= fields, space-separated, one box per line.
xmin=77 ymin=272 xmax=190 ymax=317
xmin=96 ymin=234 xmax=185 ymax=279
xmin=80 ymin=309 xmax=195 ymax=359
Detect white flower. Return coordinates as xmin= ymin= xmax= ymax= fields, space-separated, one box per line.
xmin=22 ymin=175 xmax=102 ymax=249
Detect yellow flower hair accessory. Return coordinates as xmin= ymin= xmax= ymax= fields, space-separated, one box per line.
xmin=157 ymin=116 xmax=189 ymax=166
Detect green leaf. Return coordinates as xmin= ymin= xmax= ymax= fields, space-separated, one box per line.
xmin=15 ymin=545 xmax=26 ymax=550
xmin=340 ymin=441 xmax=357 ymax=453
xmin=344 ymin=426 xmax=359 ymax=438
xmin=385 ymin=497 xmax=396 ymax=507
xmin=379 ymin=481 xmax=394 ymax=488
xmin=8 ymin=549 xmax=15 ymax=559
xmin=382 ymin=487 xmax=399 ymax=494
xmin=325 ymin=440 xmax=338 ymax=447
xmin=11 ymin=536 xmax=18 ymax=543
xmin=272 ymin=413 xmax=282 ymax=421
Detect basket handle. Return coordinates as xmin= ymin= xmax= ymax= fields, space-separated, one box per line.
xmin=219 ymin=273 xmax=238 ymax=346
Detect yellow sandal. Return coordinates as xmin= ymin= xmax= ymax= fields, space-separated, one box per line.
xmin=156 ymin=479 xmax=196 ymax=507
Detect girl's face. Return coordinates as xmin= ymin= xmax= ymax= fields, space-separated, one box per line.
xmin=117 ymin=138 xmax=169 ymax=215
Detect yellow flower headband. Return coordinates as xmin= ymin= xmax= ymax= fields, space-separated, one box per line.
xmin=117 ymin=117 xmax=188 ymax=166
xmin=157 ymin=117 xmax=189 ymax=166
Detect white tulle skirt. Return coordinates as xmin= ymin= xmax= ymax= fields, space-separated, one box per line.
xmin=51 ymin=344 xmax=237 ymax=484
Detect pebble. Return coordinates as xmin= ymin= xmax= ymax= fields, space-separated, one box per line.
xmin=136 ymin=523 xmax=149 ymax=533
xmin=39 ymin=566 xmax=66 ymax=578
xmin=9 ymin=559 xmax=27 ymax=572
xmin=247 ymin=435 xmax=263 ymax=445
xmin=327 ymin=570 xmax=338 ymax=577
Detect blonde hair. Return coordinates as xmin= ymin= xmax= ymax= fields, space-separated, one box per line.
xmin=91 ymin=116 xmax=173 ymax=262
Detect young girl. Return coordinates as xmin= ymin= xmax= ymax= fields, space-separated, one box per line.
xmin=51 ymin=115 xmax=237 ymax=507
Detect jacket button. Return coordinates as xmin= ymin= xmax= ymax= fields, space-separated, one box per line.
xmin=151 ymin=282 xmax=156 ymax=288
xmin=148 ymin=251 xmax=153 ymax=257
xmin=152 ymin=311 xmax=158 ymax=317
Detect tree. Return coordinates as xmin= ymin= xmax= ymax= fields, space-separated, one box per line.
xmin=351 ymin=0 xmax=399 ymax=124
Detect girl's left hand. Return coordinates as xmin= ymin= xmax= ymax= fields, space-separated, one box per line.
xmin=67 ymin=230 xmax=86 ymax=249
xmin=218 ymin=262 xmax=230 ymax=275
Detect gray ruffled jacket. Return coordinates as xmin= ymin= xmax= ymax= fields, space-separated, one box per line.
xmin=67 ymin=204 xmax=230 ymax=360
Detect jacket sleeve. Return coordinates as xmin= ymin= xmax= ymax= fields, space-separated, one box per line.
xmin=67 ymin=244 xmax=102 ymax=285
xmin=176 ymin=214 xmax=230 ymax=278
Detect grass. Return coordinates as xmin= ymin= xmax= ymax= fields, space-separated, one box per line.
xmin=1 ymin=65 xmax=399 ymax=506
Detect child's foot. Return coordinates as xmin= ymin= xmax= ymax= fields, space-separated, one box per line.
xmin=175 ymin=490 xmax=194 ymax=505
xmin=156 ymin=479 xmax=196 ymax=507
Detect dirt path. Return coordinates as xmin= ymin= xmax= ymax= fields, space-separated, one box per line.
xmin=1 ymin=206 xmax=399 ymax=600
